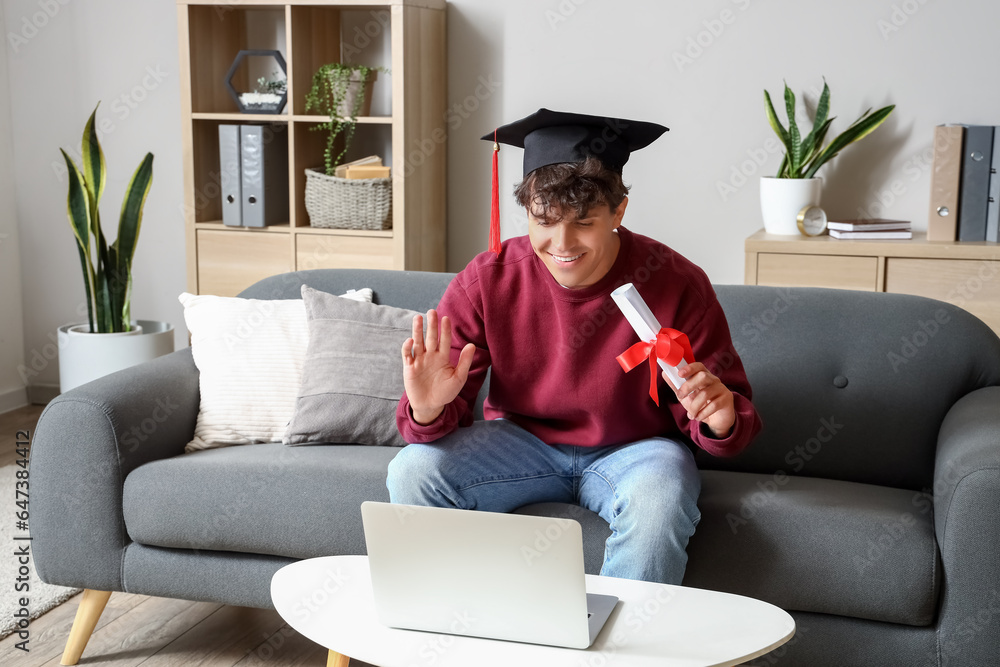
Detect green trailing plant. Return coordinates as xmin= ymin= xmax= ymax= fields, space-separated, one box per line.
xmin=304 ymin=63 xmax=388 ymax=175
xmin=764 ymin=79 xmax=895 ymax=179
xmin=60 ymin=103 xmax=154 ymax=333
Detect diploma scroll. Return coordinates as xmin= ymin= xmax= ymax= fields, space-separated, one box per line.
xmin=611 ymin=282 xmax=688 ymax=392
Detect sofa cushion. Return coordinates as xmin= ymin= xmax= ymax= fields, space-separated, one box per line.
xmin=123 ymin=443 xmax=396 ymax=559
xmin=683 ymin=470 xmax=940 ymax=627
xmin=284 ymin=285 xmax=416 ymax=447
xmin=122 ymin=443 xmax=613 ymax=574
xmin=235 ymin=270 xmax=496 ymax=428
xmin=123 ymin=446 xmax=940 ymax=628
xmin=179 ymin=289 xmax=373 ymax=452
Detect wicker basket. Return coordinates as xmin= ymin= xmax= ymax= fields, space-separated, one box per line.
xmin=304 ymin=167 xmax=392 ymax=230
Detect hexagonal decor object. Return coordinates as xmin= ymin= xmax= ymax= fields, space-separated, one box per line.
xmin=225 ymin=49 xmax=287 ymax=114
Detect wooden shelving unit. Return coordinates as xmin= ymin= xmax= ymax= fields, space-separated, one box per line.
xmin=177 ymin=0 xmax=447 ymax=296
xmin=745 ymin=229 xmax=1000 ymax=335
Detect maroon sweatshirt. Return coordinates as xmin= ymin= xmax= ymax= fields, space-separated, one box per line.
xmin=396 ymin=227 xmax=762 ymax=457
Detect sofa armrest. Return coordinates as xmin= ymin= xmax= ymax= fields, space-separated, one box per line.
xmin=933 ymin=386 xmax=1000 ymax=665
xmin=31 ymin=348 xmax=199 ymax=591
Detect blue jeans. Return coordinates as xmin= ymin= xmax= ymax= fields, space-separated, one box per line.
xmin=385 ymin=419 xmax=701 ymax=585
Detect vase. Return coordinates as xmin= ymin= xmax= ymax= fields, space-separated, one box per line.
xmin=57 ymin=319 xmax=175 ymax=393
xmin=760 ymin=177 xmax=822 ymax=236
xmin=332 ymin=70 xmax=377 ymax=118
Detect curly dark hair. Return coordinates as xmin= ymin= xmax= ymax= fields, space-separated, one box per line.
xmin=513 ymin=156 xmax=630 ymax=222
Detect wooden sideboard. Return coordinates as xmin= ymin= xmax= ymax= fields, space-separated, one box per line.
xmin=744 ymin=229 xmax=1000 ymax=336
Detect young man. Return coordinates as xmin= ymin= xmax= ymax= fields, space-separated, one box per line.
xmin=388 ymin=109 xmax=762 ymax=585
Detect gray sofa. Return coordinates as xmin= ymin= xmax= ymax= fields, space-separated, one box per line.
xmin=32 ymin=268 xmax=1000 ymax=666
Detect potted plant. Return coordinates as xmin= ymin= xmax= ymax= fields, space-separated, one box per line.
xmin=304 ymin=63 xmax=386 ymax=175
xmin=303 ymin=63 xmax=393 ymax=231
xmin=761 ymin=80 xmax=895 ymax=235
xmin=57 ymin=103 xmax=174 ymax=392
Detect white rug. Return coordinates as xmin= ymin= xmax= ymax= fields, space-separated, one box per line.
xmin=1 ymin=464 xmax=82 ymax=639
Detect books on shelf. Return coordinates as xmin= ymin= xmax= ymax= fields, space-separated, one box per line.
xmin=333 ymin=155 xmax=390 ymax=180
xmin=828 ymin=218 xmax=911 ymax=240
xmin=827 ymin=218 xmax=911 ymax=232
xmin=829 ymin=229 xmax=913 ymax=240
xmin=345 ymin=164 xmax=391 ymax=179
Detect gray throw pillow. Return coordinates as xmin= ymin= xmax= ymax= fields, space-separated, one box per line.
xmin=284 ymin=285 xmax=417 ymax=447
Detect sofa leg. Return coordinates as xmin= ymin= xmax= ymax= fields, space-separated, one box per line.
xmin=60 ymin=589 xmax=112 ymax=666
xmin=328 ymin=649 xmax=351 ymax=667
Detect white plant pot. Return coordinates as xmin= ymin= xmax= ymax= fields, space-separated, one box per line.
xmin=760 ymin=177 xmax=822 ymax=235
xmin=57 ymin=319 xmax=175 ymax=393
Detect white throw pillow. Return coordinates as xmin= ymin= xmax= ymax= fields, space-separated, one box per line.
xmin=179 ymin=288 xmax=373 ymax=452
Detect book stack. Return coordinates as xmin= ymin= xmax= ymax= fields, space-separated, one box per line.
xmin=334 ymin=155 xmax=391 ymax=180
xmin=828 ymin=219 xmax=912 ymax=240
xmin=927 ymin=124 xmax=1000 ymax=242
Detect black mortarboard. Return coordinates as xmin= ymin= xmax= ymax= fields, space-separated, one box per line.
xmin=481 ymin=108 xmax=668 ymax=254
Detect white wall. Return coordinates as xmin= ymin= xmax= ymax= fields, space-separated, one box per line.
xmin=0 ymin=7 xmax=27 ymax=411
xmin=5 ymin=0 xmax=1000 ymax=392
xmin=448 ymin=0 xmax=1000 ymax=280
xmin=4 ymin=0 xmax=185 ymax=391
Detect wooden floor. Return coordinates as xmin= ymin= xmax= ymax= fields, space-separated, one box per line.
xmin=0 ymin=591 xmax=340 ymax=666
xmin=1 ymin=405 xmax=374 ymax=666
xmin=1 ymin=403 xmax=42 ymax=468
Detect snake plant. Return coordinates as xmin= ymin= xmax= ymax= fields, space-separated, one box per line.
xmin=765 ymin=80 xmax=895 ymax=179
xmin=60 ymin=103 xmax=154 ymax=333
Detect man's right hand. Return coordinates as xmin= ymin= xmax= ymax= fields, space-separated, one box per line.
xmin=402 ymin=309 xmax=476 ymax=425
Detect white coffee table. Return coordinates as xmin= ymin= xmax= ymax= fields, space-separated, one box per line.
xmin=271 ymin=555 xmax=795 ymax=667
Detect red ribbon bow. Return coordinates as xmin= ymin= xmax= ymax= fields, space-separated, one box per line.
xmin=616 ymin=328 xmax=694 ymax=406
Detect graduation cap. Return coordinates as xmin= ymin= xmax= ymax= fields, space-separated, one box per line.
xmin=482 ymin=108 xmax=668 ymax=255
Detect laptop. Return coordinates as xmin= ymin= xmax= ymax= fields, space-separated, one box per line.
xmin=360 ymin=501 xmax=619 ymax=649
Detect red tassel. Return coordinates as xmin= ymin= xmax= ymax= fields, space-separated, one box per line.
xmin=489 ymin=130 xmax=502 ymax=256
